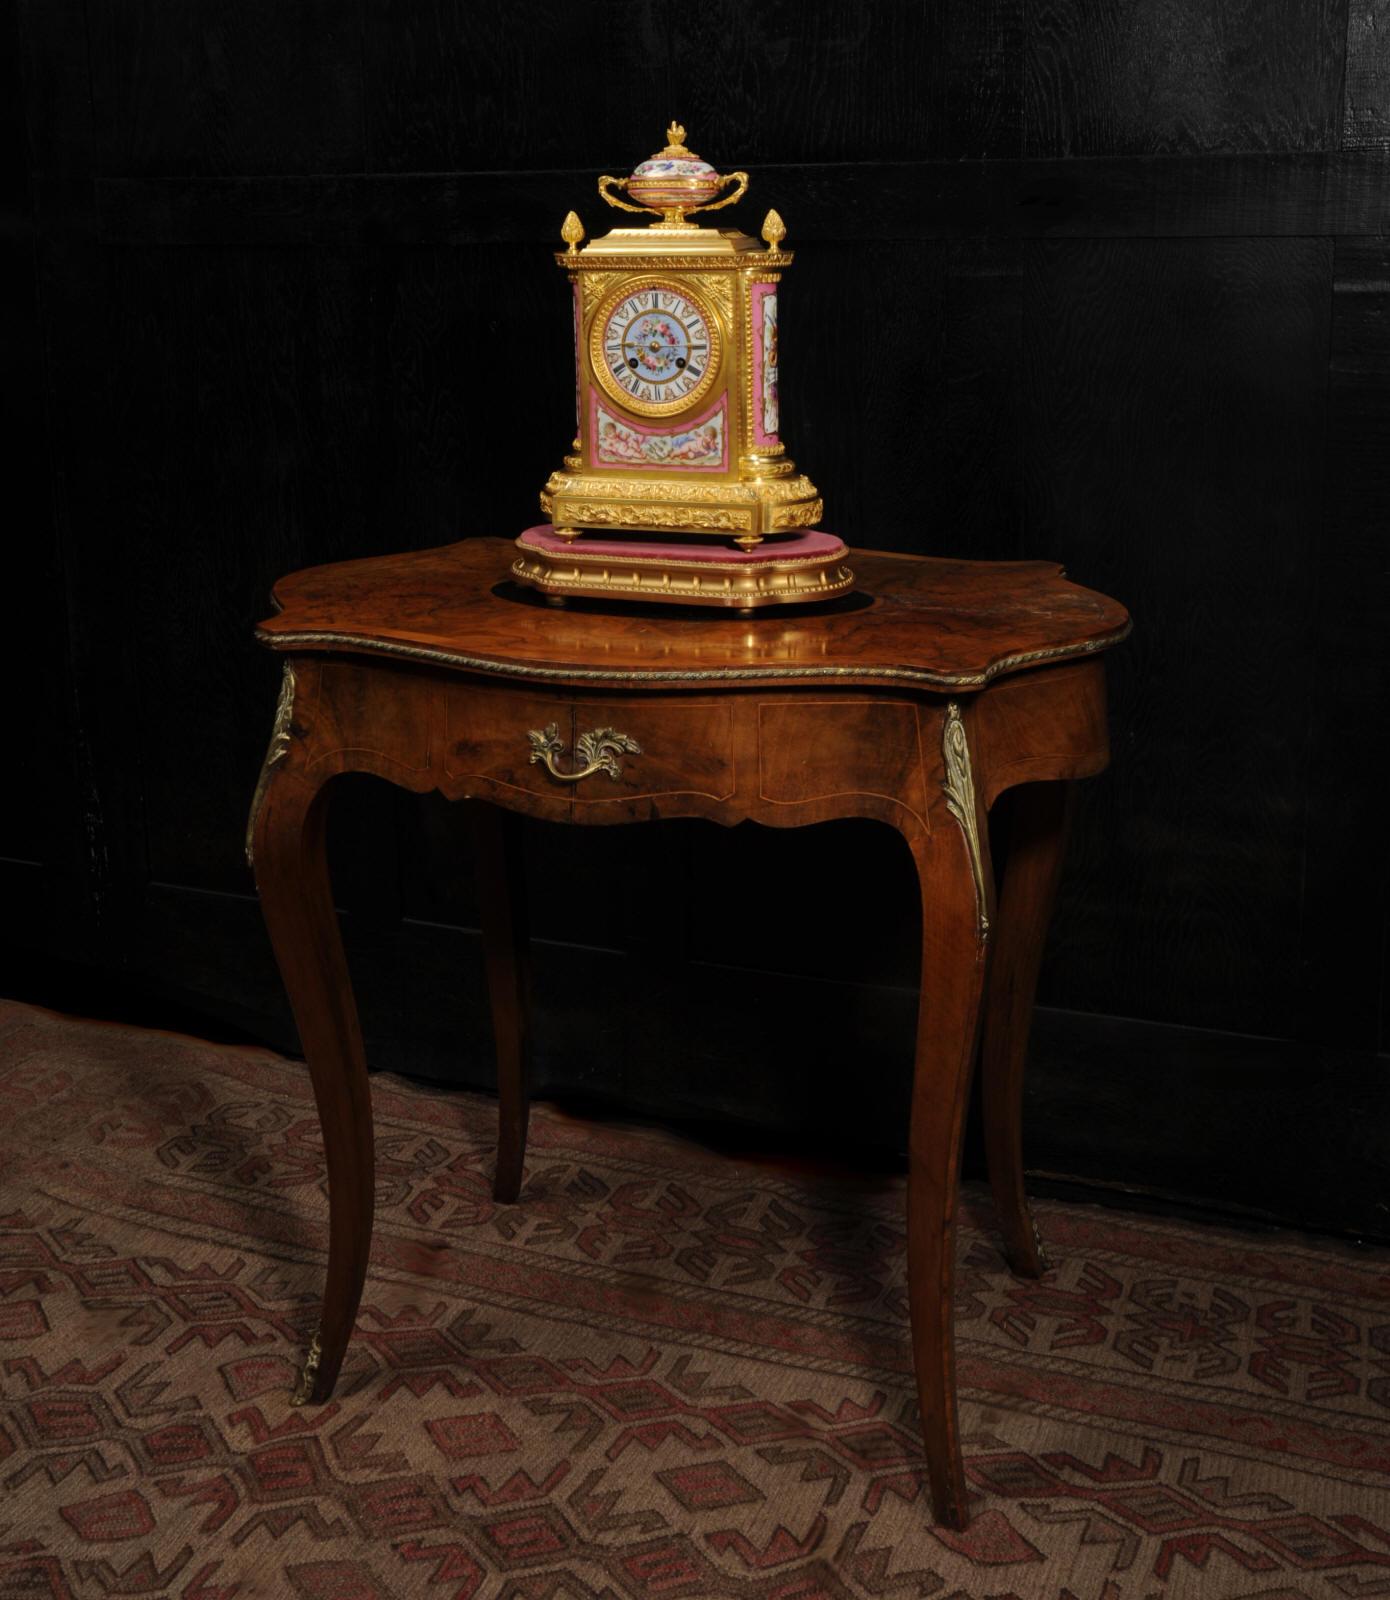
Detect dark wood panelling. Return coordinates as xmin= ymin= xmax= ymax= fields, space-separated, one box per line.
xmin=0 ymin=167 xmax=79 ymax=955
xmin=1023 ymin=237 xmax=1330 ymax=1035
xmin=686 ymin=819 xmax=921 ymax=992
xmin=364 ymin=247 xmax=566 ymax=544
xmin=936 ymin=239 xmax=1025 ymax=559
xmin=363 ymin=0 xmax=1024 ymax=172
xmin=108 ymin=245 xmax=376 ymax=894
xmin=1026 ymin=0 xmax=1348 ymax=157
xmin=936 ymin=0 xmax=1024 ymax=161
xmin=0 ymin=234 xmax=65 ymax=872
xmin=790 ymin=240 xmax=945 ymax=549
xmin=363 ymin=0 xmax=670 ymax=174
xmin=671 ymin=2 xmax=936 ymax=163
xmin=30 ymin=234 xmax=142 ymax=961
xmin=788 ymin=235 xmax=1017 ymax=561
xmin=14 ymin=0 xmax=93 ymax=175
xmin=1023 ymin=1008 xmax=1390 ymax=1240
xmin=16 ymin=884 xmax=1390 ymax=1243
xmin=2 ymin=0 xmax=28 ymax=208
xmin=87 ymin=0 xmax=365 ymax=176
xmin=1298 ymin=238 xmax=1390 ymax=1050
xmin=3 ymin=0 xmax=89 ymax=960
xmin=1343 ymin=0 xmax=1390 ymax=148
xmin=85 ymin=152 xmax=1390 ymax=250
xmin=113 ymin=243 xmax=568 ymax=900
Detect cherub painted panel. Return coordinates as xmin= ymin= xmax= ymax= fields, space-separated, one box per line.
xmin=593 ymin=399 xmax=728 ymax=471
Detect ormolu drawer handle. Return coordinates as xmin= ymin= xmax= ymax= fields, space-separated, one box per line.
xmin=527 ymin=723 xmax=641 ymax=783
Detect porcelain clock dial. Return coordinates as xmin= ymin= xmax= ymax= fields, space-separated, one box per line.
xmin=591 ymin=280 xmax=721 ymax=417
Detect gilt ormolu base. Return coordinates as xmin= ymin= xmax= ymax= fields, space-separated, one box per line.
xmin=511 ymin=524 xmax=853 ymax=609
xmin=246 ymin=536 xmax=1130 ymax=1529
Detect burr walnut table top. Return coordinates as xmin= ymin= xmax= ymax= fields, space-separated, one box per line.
xmin=256 ymin=536 xmax=1131 ymax=690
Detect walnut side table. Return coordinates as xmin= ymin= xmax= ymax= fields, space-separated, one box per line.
xmin=247 ymin=537 xmax=1130 ymax=1529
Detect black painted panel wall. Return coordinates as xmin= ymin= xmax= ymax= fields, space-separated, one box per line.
xmin=5 ymin=0 xmax=1388 ymax=1238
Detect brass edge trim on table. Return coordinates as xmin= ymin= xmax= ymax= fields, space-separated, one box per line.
xmin=941 ymin=701 xmax=990 ymax=941
xmin=244 ymin=660 xmax=297 ymax=868
xmin=254 ymin=620 xmax=1132 ymax=689
xmin=289 ymin=1328 xmax=323 ymax=1407
xmin=1029 ymin=1216 xmax=1052 ymax=1274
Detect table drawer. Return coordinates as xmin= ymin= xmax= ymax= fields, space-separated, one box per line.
xmin=442 ymin=684 xmax=578 ymax=801
xmin=442 ymin=684 xmax=735 ymax=810
xmin=567 ymin=699 xmax=736 ymax=809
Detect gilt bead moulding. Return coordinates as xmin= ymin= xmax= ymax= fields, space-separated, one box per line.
xmin=513 ymin=124 xmax=851 ymax=612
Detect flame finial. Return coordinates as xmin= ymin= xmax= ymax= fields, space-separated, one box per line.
xmin=661 ymin=122 xmax=693 ymax=158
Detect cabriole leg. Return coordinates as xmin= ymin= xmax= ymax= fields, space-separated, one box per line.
xmin=469 ymin=802 xmax=532 ymax=1203
xmin=252 ymin=759 xmax=374 ymax=1406
xmin=980 ymin=781 xmax=1072 ymax=1279
xmin=902 ymin=700 xmax=996 ymax=1529
xmin=903 ymin=823 xmax=992 ymax=1531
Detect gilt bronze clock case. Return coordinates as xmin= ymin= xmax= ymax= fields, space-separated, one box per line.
xmin=517 ymin=125 xmax=850 ymax=610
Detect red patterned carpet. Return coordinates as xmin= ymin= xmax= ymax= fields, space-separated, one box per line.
xmin=2 ymin=998 xmax=1388 ymax=1600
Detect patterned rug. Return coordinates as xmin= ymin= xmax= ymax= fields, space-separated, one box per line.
xmin=2 ymin=998 xmax=1388 ymax=1600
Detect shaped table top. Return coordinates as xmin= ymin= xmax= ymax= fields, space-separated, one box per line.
xmin=257 ymin=537 xmax=1130 ymax=692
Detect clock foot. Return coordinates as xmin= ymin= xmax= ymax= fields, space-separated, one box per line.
xmin=553 ymin=526 xmax=581 ymax=543
xmin=734 ymin=534 xmax=764 ymax=552
xmin=544 ymin=594 xmax=568 ymax=608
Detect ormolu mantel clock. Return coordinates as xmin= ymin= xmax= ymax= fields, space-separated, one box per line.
xmin=511 ymin=124 xmax=853 ymax=611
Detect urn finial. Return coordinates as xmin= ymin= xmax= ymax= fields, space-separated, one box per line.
xmin=598 ymin=126 xmax=749 ymax=228
xmin=662 ymin=121 xmax=693 ymax=157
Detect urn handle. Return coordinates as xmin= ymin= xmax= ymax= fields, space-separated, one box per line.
xmin=527 ymin=723 xmax=641 ymax=783
xmin=689 ymin=170 xmax=749 ymax=216
xmin=596 ymin=174 xmax=653 ymax=215
xmin=596 ymin=168 xmax=749 ymax=223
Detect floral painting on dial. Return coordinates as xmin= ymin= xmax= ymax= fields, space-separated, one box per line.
xmin=594 ymin=403 xmax=726 ymax=469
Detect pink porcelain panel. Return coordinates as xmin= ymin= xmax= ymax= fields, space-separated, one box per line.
xmin=751 ymin=283 xmax=780 ymax=448
xmin=589 ymin=393 xmax=728 ymax=472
